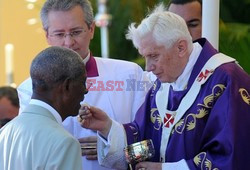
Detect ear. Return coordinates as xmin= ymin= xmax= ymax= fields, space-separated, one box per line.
xmin=89 ymin=22 xmax=96 ymax=40
xmin=62 ymin=78 xmax=71 ymax=92
xmin=59 ymin=78 xmax=73 ymax=106
xmin=45 ymin=30 xmax=51 ymax=45
xmin=177 ymin=39 xmax=188 ymax=58
xmin=54 ymin=79 xmax=71 ymax=121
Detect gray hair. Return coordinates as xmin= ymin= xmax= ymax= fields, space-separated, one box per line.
xmin=30 ymin=46 xmax=86 ymax=91
xmin=126 ymin=3 xmax=192 ymax=50
xmin=40 ymin=0 xmax=94 ymax=31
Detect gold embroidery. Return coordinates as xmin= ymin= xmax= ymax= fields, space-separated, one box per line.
xmin=239 ymin=88 xmax=250 ymax=105
xmin=174 ymin=84 xmax=225 ymax=134
xmin=196 ymin=108 xmax=209 ymax=118
xmin=205 ymin=159 xmax=212 ymax=170
xmin=194 ymin=152 xmax=202 ymax=166
xmin=174 ymin=118 xmax=185 ymax=134
xmin=193 ymin=152 xmax=219 ymax=170
xmin=150 ymin=108 xmax=162 ymax=130
xmin=198 ymin=84 xmax=225 ymax=108
xmin=186 ymin=114 xmax=196 ymax=131
xmin=151 ymin=81 xmax=158 ymax=97
xmin=153 ymin=82 xmax=157 ymax=91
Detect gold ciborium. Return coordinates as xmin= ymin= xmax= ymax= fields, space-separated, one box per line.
xmin=124 ymin=139 xmax=155 ymax=168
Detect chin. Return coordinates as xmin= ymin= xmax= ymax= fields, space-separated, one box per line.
xmin=159 ymin=78 xmax=173 ymax=83
xmin=72 ymin=106 xmax=80 ymax=117
xmin=158 ymin=78 xmax=167 ymax=83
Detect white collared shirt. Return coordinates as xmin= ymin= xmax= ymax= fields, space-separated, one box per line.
xmin=29 ymin=99 xmax=62 ymax=124
xmin=170 ymin=42 xmax=202 ymax=91
xmin=82 ymin=52 xmax=90 ymax=65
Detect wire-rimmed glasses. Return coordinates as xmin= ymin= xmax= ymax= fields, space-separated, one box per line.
xmin=48 ymin=29 xmax=86 ymax=41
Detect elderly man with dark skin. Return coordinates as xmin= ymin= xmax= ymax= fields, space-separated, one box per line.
xmin=17 ymin=1 xmax=148 ymax=169
xmin=0 ymin=46 xmax=87 ymax=170
xmin=78 ymin=4 xmax=250 ymax=170
xmin=168 ymin=0 xmax=202 ymax=41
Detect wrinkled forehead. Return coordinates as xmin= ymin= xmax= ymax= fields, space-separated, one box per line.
xmin=138 ymin=36 xmax=163 ymax=57
xmin=47 ymin=6 xmax=86 ymax=30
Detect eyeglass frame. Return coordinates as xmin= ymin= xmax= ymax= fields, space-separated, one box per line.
xmin=48 ymin=28 xmax=87 ymax=41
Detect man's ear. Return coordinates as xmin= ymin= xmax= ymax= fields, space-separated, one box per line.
xmin=45 ymin=30 xmax=51 ymax=45
xmin=62 ymin=78 xmax=71 ymax=92
xmin=59 ymin=78 xmax=74 ymax=105
xmin=177 ymin=39 xmax=188 ymax=57
xmin=89 ymin=22 xmax=96 ymax=40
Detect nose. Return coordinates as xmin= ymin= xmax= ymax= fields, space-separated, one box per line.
xmin=63 ymin=35 xmax=75 ymax=48
xmin=145 ymin=58 xmax=155 ymax=72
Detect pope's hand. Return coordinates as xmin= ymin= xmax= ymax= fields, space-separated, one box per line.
xmin=78 ymin=104 xmax=112 ymax=138
xmin=135 ymin=162 xmax=162 ymax=170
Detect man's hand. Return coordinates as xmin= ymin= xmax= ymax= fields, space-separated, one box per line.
xmin=79 ymin=136 xmax=97 ymax=160
xmin=78 ymin=105 xmax=112 ymax=138
xmin=135 ymin=162 xmax=162 ymax=170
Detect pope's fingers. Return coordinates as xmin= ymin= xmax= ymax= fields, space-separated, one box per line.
xmin=77 ymin=114 xmax=91 ymax=125
xmin=79 ymin=105 xmax=92 ymax=120
xmin=77 ymin=115 xmax=85 ymax=125
xmin=79 ymin=112 xmax=92 ymax=120
xmin=135 ymin=162 xmax=162 ymax=170
xmin=80 ymin=102 xmax=90 ymax=109
xmin=135 ymin=162 xmax=148 ymax=170
xmin=79 ymin=106 xmax=90 ymax=114
xmin=88 ymin=106 xmax=105 ymax=113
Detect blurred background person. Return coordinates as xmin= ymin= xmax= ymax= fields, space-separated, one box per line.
xmin=0 ymin=86 xmax=19 ymax=128
xmin=168 ymin=0 xmax=202 ymax=41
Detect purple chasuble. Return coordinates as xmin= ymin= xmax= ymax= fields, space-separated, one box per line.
xmin=123 ymin=38 xmax=250 ymax=169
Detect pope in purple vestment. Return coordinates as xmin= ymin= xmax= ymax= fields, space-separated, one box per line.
xmin=124 ymin=38 xmax=250 ymax=169
xmin=78 ymin=5 xmax=250 ymax=170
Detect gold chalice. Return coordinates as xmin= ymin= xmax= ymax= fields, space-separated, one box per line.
xmin=124 ymin=139 xmax=155 ymax=165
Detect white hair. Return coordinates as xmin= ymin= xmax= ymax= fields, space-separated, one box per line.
xmin=126 ymin=3 xmax=192 ymax=50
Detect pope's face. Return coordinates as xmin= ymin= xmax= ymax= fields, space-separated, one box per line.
xmin=139 ymin=36 xmax=186 ymax=83
xmin=169 ymin=1 xmax=202 ymax=41
xmin=46 ymin=5 xmax=95 ymax=59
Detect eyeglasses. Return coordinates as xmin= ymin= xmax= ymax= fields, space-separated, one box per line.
xmin=48 ymin=29 xmax=86 ymax=41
